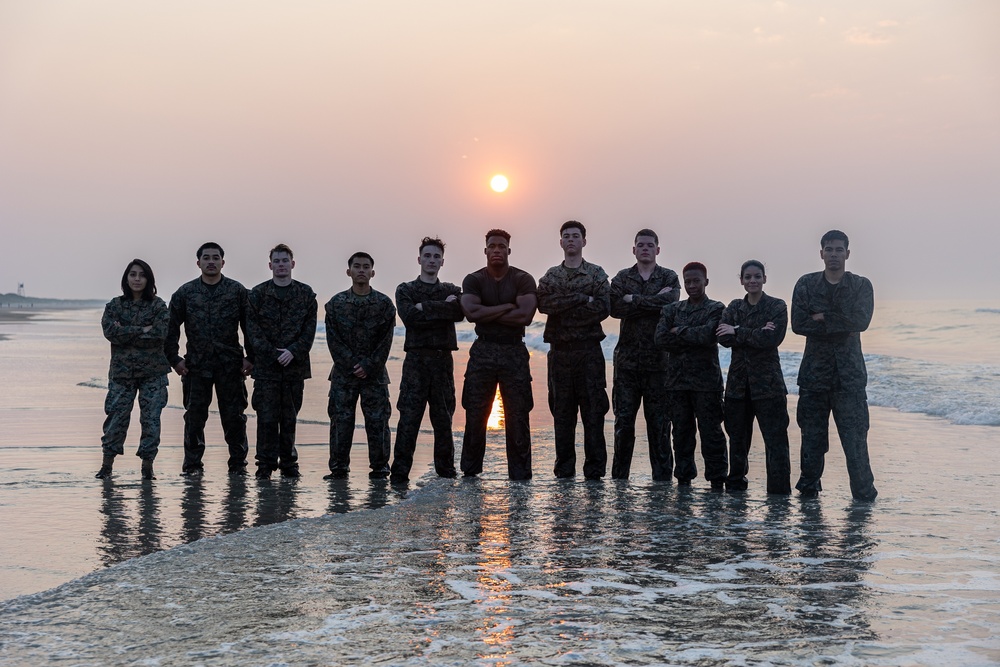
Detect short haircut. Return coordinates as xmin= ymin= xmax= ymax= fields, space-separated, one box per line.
xmin=485 ymin=229 xmax=511 ymax=244
xmin=269 ymin=243 xmax=293 ymax=260
xmin=740 ymin=259 xmax=766 ymax=277
xmin=560 ymin=220 xmax=586 ymax=238
xmin=348 ymin=251 xmax=374 ymax=267
xmin=821 ymin=229 xmax=849 ymax=249
xmin=634 ymin=229 xmax=658 ymax=244
xmin=419 ymin=236 xmax=446 ymax=254
xmin=120 ymin=258 xmax=157 ymax=301
xmin=683 ymin=261 xmax=708 ymax=278
xmin=196 ymin=242 xmax=224 ymax=259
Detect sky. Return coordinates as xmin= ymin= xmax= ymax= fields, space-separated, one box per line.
xmin=1 ymin=1 xmax=997 ymax=303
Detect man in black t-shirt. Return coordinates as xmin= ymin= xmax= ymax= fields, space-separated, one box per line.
xmin=459 ymin=229 xmax=537 ymax=480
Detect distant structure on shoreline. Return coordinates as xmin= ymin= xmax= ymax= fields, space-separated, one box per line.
xmin=0 ymin=293 xmax=106 ymax=309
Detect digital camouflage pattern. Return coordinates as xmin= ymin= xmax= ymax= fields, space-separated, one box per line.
xmin=655 ymin=298 xmax=725 ymax=392
xmin=717 ymin=292 xmax=788 ymax=399
xmin=101 ymin=375 xmax=168 ymax=460
xmin=537 ymin=259 xmax=611 ymax=479
xmin=247 ymin=278 xmax=317 ymax=474
xmin=460 ymin=340 xmax=533 ymax=480
xmin=537 ymin=259 xmax=611 ymax=344
xmin=180 ymin=371 xmax=249 ymax=472
xmin=718 ymin=291 xmax=791 ymax=493
xmin=247 ymin=279 xmax=318 ymax=381
xmin=667 ymin=389 xmax=728 ymax=483
xmin=391 ymin=278 xmax=463 ymax=480
xmin=325 ymin=289 xmax=396 ymax=473
xmin=609 ymin=264 xmax=680 ymax=371
xmin=609 ymin=263 xmax=680 ymax=480
xmin=792 ymin=270 xmax=877 ymax=501
xmin=791 ymin=271 xmax=874 ymax=392
xmin=102 ymin=296 xmax=171 ymax=380
xmin=165 ymin=276 xmax=252 ymax=373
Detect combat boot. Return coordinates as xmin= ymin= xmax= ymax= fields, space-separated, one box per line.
xmin=95 ymin=454 xmax=115 ymax=479
xmin=141 ymin=459 xmax=156 ymax=480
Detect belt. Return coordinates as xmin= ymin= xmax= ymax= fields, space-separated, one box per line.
xmin=476 ymin=334 xmax=524 ymax=345
xmin=549 ymin=339 xmax=601 ymax=352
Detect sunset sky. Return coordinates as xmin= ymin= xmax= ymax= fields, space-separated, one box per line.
xmin=1 ymin=1 xmax=997 ymax=302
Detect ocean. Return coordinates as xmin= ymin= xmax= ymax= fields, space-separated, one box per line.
xmin=0 ymin=301 xmax=998 ymax=665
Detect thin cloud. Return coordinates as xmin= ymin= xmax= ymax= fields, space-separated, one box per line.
xmin=754 ymin=26 xmax=784 ymax=43
xmin=844 ymin=27 xmax=892 ymax=45
xmin=811 ymin=86 xmax=858 ymax=99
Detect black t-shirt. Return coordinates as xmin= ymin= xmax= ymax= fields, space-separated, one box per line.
xmin=462 ymin=266 xmax=536 ymax=338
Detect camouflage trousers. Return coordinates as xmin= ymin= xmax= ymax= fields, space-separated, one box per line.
xmin=251 ymin=378 xmax=305 ymax=473
xmin=181 ymin=370 xmax=250 ymax=473
xmin=724 ymin=395 xmax=791 ymax=494
xmin=611 ymin=367 xmax=672 ymax=481
xmin=101 ymin=375 xmax=168 ymax=460
xmin=460 ymin=340 xmax=533 ymax=480
xmin=390 ymin=350 xmax=457 ymax=480
xmin=667 ymin=390 xmax=729 ymax=483
xmin=796 ymin=389 xmax=877 ymax=501
xmin=327 ymin=374 xmax=391 ymax=474
xmin=547 ymin=343 xmax=609 ymax=479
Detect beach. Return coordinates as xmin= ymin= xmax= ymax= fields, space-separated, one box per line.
xmin=0 ymin=305 xmax=998 ymax=665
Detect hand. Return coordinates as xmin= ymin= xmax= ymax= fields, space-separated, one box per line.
xmin=657 ymin=286 xmax=674 ymax=295
xmin=141 ymin=325 xmax=152 ymax=333
xmin=242 ymin=358 xmax=253 ymax=376
xmin=276 ymin=348 xmax=294 ymax=366
xmin=415 ymin=303 xmax=423 ymax=311
xmin=811 ymin=313 xmax=825 ymax=322
xmin=445 ymin=295 xmax=458 ymax=303
xmin=623 ymin=294 xmax=633 ymax=304
xmin=716 ymin=323 xmax=736 ymax=336
xmin=173 ymin=360 xmax=189 ymax=376
xmin=670 ymin=327 xmax=679 ymax=334
xmin=352 ymin=363 xmax=368 ymax=379
xmin=762 ymin=321 xmax=776 ymax=331
xmin=588 ymin=296 xmax=594 ymax=303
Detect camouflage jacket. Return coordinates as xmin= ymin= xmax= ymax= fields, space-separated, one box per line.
xmin=165 ymin=276 xmax=252 ymax=376
xmin=395 ymin=278 xmax=463 ymax=351
xmin=655 ymin=297 xmax=725 ymax=391
xmin=610 ymin=264 xmax=680 ymax=371
xmin=791 ymin=271 xmax=873 ymax=392
xmin=247 ymin=279 xmax=318 ymax=381
xmin=537 ymin=260 xmax=610 ymax=344
xmin=718 ymin=292 xmax=788 ymax=399
xmin=325 ymin=289 xmax=396 ymax=384
xmin=102 ymin=296 xmax=171 ymax=381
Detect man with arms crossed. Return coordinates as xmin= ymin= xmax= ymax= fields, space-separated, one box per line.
xmin=609 ymin=229 xmax=680 ymax=480
xmin=247 ymin=244 xmax=317 ymax=480
xmin=324 ymin=252 xmax=397 ymax=479
xmin=460 ymin=229 xmax=537 ymax=480
xmin=166 ymin=242 xmax=253 ymax=477
xmin=537 ymin=220 xmax=611 ymax=480
xmin=655 ymin=262 xmax=728 ymax=488
xmin=791 ymin=230 xmax=877 ymax=501
xmin=389 ymin=236 xmax=463 ymax=483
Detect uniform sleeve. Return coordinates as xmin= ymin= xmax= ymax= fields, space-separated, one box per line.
xmin=134 ymin=299 xmax=170 ymax=349
xmin=674 ymin=301 xmax=723 ymax=348
xmin=286 ymin=290 xmax=318 ymax=360
xmin=246 ymin=289 xmax=278 ymax=363
xmin=570 ymin=267 xmax=611 ymax=326
xmin=238 ymin=285 xmax=254 ymax=363
xmin=361 ymin=298 xmax=396 ymax=373
xmin=654 ymin=304 xmax=679 ymax=350
xmin=537 ymin=268 xmax=586 ymax=315
xmin=165 ymin=290 xmax=185 ymax=366
xmin=420 ymin=283 xmax=464 ymax=322
xmin=823 ymin=277 xmax=873 ymax=335
xmin=633 ymin=270 xmax=680 ymax=312
xmin=325 ymin=299 xmax=355 ymax=370
xmin=101 ymin=301 xmax=138 ymax=345
xmin=717 ymin=300 xmax=740 ymax=349
xmin=736 ymin=298 xmax=787 ymax=349
xmin=790 ymin=276 xmax=826 ymax=337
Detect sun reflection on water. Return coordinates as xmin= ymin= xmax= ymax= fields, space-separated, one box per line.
xmin=486 ymin=389 xmax=505 ymax=430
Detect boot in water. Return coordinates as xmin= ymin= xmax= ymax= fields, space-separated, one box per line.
xmin=95 ymin=454 xmax=115 ymax=479
xmin=141 ymin=459 xmax=156 ymax=480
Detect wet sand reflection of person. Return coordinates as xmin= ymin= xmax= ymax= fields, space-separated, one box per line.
xmin=180 ymin=478 xmax=207 ymax=544
xmin=98 ymin=481 xmax=163 ymax=568
xmin=222 ymin=475 xmax=250 ymax=534
xmin=254 ymin=479 xmax=300 ymax=527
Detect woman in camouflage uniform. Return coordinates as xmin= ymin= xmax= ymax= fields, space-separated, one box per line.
xmin=95 ymin=259 xmax=171 ymax=480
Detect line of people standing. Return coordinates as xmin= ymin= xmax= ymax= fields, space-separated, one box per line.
xmin=95 ymin=226 xmax=877 ymax=501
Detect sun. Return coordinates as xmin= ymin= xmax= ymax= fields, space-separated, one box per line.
xmin=490 ymin=174 xmax=509 ymax=193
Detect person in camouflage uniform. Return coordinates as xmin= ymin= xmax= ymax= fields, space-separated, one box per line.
xmin=537 ymin=220 xmax=611 ymax=480
xmin=716 ymin=260 xmax=791 ymax=494
xmin=96 ymin=259 xmax=171 ymax=481
xmin=460 ymin=229 xmax=537 ymax=480
xmin=792 ymin=230 xmax=877 ymax=501
xmin=324 ymin=252 xmax=396 ymax=479
xmin=389 ymin=237 xmax=463 ymax=483
xmin=655 ymin=261 xmax=728 ymax=488
xmin=609 ymin=229 xmax=680 ymax=481
xmin=166 ymin=242 xmax=253 ymax=477
xmin=247 ymin=244 xmax=317 ymax=480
